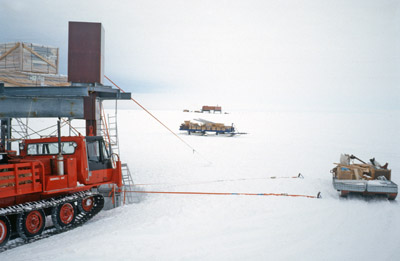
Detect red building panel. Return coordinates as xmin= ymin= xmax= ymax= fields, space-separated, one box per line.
xmin=68 ymin=22 xmax=104 ymax=84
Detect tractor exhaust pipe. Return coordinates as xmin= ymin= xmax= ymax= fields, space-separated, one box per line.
xmin=57 ymin=118 xmax=64 ymax=175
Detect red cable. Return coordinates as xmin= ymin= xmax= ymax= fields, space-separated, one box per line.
xmin=125 ymin=190 xmax=321 ymax=199
xmin=104 ymin=75 xmax=197 ymax=154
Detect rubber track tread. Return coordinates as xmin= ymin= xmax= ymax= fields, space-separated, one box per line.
xmin=0 ymin=191 xmax=104 ymax=252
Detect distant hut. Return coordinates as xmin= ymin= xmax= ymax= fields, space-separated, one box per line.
xmin=201 ymin=105 xmax=222 ymax=113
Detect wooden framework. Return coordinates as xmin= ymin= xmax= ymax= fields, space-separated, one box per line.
xmin=0 ymin=42 xmax=59 ymax=74
xmin=0 ymin=71 xmax=68 ymax=87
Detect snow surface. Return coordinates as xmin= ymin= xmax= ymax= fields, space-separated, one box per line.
xmin=2 ymin=109 xmax=400 ymax=260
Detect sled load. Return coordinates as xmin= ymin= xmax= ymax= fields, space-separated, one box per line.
xmin=331 ymin=154 xmax=398 ymax=199
xmin=179 ymin=119 xmax=245 ymax=136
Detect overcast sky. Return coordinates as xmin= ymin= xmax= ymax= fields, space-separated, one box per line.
xmin=0 ymin=0 xmax=399 ymax=111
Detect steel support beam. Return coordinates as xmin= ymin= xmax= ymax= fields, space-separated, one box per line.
xmin=83 ymin=92 xmax=100 ymax=136
xmin=0 ymin=86 xmax=88 ymax=97
xmin=1 ymin=85 xmax=130 ymax=100
xmin=0 ymin=97 xmax=84 ymax=118
xmin=0 ymin=84 xmax=131 ymax=120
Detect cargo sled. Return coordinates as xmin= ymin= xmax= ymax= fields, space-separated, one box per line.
xmin=179 ymin=119 xmax=245 ymax=136
xmin=331 ymin=154 xmax=398 ymax=200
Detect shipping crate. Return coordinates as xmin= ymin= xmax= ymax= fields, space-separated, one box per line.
xmin=337 ymin=167 xmax=354 ymax=180
xmin=372 ymin=169 xmax=391 ymax=181
xmin=338 ymin=171 xmax=353 ymax=180
xmin=0 ymin=70 xmax=68 ymax=87
xmin=0 ymin=42 xmax=59 ymax=74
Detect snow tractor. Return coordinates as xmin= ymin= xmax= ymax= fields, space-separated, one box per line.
xmin=0 ymin=21 xmax=134 ymax=249
xmin=331 ymin=154 xmax=398 ymax=199
xmin=0 ymin=130 xmax=123 ymax=247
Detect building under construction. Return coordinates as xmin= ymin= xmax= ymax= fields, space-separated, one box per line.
xmin=0 ymin=22 xmax=138 ymax=249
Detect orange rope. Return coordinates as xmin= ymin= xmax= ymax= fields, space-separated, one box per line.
xmin=104 ymin=75 xmax=197 ymax=154
xmin=124 ymin=190 xmax=321 ymax=199
xmin=123 ymin=188 xmax=126 ymax=205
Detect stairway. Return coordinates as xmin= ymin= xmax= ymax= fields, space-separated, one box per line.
xmin=101 ymin=100 xmax=120 ymax=156
xmin=107 ymin=114 xmax=119 ymax=156
xmin=98 ymin=100 xmax=138 ymax=206
xmin=121 ymin=163 xmax=139 ymax=204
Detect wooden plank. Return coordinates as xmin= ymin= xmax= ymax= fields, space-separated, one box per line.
xmin=56 ymin=48 xmax=59 ymax=74
xmin=0 ymin=183 xmax=15 ymax=188
xmin=20 ymin=41 xmax=23 ymax=70
xmin=0 ymin=76 xmax=29 ymax=87
xmin=0 ymin=42 xmax=20 ymax=61
xmin=0 ymin=175 xmax=15 ymax=181
xmin=22 ymin=43 xmax=57 ymax=69
xmin=51 ymin=82 xmax=71 ymax=87
xmin=353 ymin=168 xmax=361 ymax=180
xmin=0 ymin=69 xmax=68 ymax=87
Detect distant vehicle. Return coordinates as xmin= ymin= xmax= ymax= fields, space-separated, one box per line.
xmin=201 ymin=106 xmax=222 ymax=113
xmin=179 ymin=119 xmax=245 ymax=136
xmin=331 ymin=154 xmax=397 ymax=199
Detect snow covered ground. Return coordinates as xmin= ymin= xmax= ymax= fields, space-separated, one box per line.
xmin=2 ymin=109 xmax=400 ymax=260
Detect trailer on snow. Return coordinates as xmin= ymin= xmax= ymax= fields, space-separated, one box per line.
xmin=179 ymin=119 xmax=245 ymax=136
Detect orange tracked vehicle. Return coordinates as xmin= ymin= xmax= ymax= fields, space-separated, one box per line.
xmin=0 ymin=21 xmax=132 ymax=249
xmin=0 ymin=131 xmax=123 ymax=247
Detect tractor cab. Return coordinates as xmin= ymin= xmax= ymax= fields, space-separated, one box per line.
xmin=11 ymin=135 xmax=122 ymax=193
xmin=85 ymin=136 xmax=113 ymax=171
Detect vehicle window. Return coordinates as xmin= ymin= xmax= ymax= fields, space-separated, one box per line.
xmin=47 ymin=143 xmax=59 ymax=154
xmin=27 ymin=142 xmax=77 ymax=155
xmin=62 ymin=142 xmax=76 ymax=154
xmin=101 ymin=141 xmax=110 ymax=160
xmin=87 ymin=141 xmax=100 ymax=162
